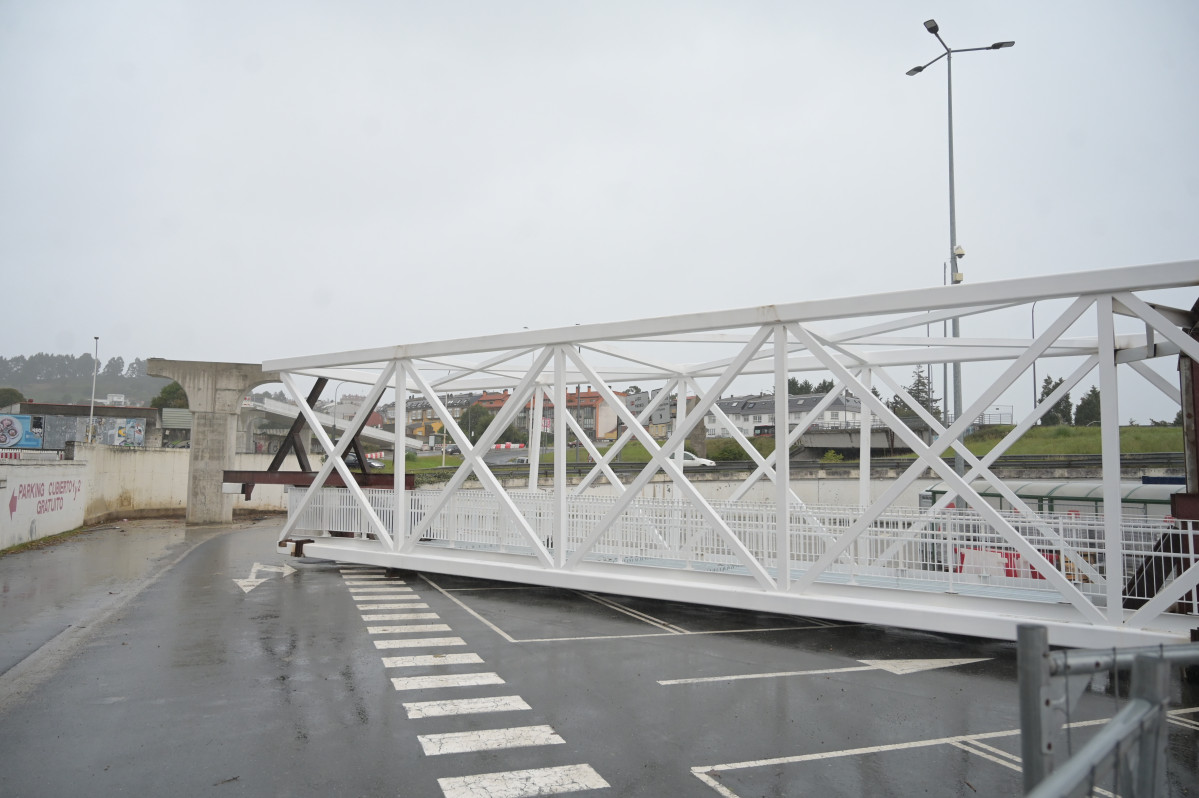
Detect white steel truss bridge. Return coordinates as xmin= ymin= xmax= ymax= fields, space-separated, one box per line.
xmin=265 ymin=261 xmax=1199 ymax=648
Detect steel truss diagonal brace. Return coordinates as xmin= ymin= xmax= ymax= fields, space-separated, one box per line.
xmin=276 ymin=366 xmax=397 ymax=549
xmin=565 ymin=329 xmax=777 ymax=589
xmin=788 ymin=320 xmax=1106 ymax=623
xmin=401 ymin=350 xmax=555 ymax=564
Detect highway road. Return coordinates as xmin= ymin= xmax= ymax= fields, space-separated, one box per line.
xmin=1 ymin=519 xmax=1196 ymax=797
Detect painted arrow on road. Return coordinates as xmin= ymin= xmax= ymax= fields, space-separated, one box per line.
xmin=658 ymin=658 xmax=989 ymax=686
xmin=234 ymin=562 xmax=297 ymax=593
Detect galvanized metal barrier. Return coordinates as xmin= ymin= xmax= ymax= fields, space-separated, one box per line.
xmin=1018 ymin=624 xmax=1199 ymax=796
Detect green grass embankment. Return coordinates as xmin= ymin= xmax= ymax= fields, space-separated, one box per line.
xmin=963 ymin=425 xmax=1182 ymax=456
xmin=388 ymin=425 xmax=1182 ymax=471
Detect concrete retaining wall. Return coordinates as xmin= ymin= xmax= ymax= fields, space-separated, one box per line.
xmin=75 ymin=446 xmax=304 ymax=523
xmin=0 ymin=462 xmax=89 ymax=549
xmin=1 ymin=446 xmax=307 ymax=549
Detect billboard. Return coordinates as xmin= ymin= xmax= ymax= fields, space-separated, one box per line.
xmin=0 ymin=415 xmax=44 ymax=449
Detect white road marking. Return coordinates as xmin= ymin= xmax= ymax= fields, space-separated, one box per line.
xmin=423 ymin=575 xmax=517 ymax=642
xmin=948 ymin=741 xmax=1022 ymax=773
xmin=403 ymin=695 xmax=531 ymax=719
xmin=660 ymin=658 xmax=990 ymax=685
xmin=693 ymin=772 xmax=740 ymax=798
xmin=438 ymin=764 xmax=609 ymax=798
xmin=423 ymin=575 xmax=835 ymax=644
xmin=418 ymin=724 xmax=564 ymax=756
xmin=858 ymin=658 xmax=989 ymax=675
xmin=234 ymin=562 xmax=297 ymax=593
xmin=374 ymin=637 xmax=465 ymax=650
xmin=693 ymin=718 xmax=1119 ymax=774
xmin=581 ymin=592 xmax=688 ymax=633
xmin=361 ymin=612 xmax=438 ymax=621
xmin=700 ymin=704 xmax=1194 ymax=790
xmin=440 ymin=586 xmax=540 ymax=591
xmin=391 ymin=672 xmax=505 ymax=691
xmin=357 ymin=601 xmax=425 ymax=609
xmin=349 ymin=586 xmax=414 ymax=593
xmin=381 ymin=654 xmax=484 ymax=668
xmin=509 ymin=624 xmax=844 ymax=644
xmin=660 ymin=665 xmax=873 ymax=686
xmin=367 ymin=624 xmax=452 ymax=635
xmin=344 ymin=579 xmax=401 ymax=585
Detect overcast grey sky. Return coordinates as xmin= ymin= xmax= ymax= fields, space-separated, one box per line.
xmin=1 ymin=2 xmax=1196 ymax=418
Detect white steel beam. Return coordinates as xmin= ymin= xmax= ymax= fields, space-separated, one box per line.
xmin=1096 ymin=295 xmax=1124 ymax=622
xmin=264 ymin=261 xmax=1199 ymax=371
xmin=774 ymin=326 xmax=791 ymax=591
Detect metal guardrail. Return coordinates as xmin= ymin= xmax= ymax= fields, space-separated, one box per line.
xmin=465 ymin=452 xmax=1184 ymax=476
xmin=865 ymin=452 xmax=1185 ymax=471
xmin=1019 ymin=625 xmax=1199 ymax=797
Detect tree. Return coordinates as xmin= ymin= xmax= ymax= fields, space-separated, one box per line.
xmin=124 ymin=358 xmax=146 ymax=378
xmin=457 ymin=404 xmax=496 ymax=445
xmin=76 ymin=354 xmax=97 ymax=379
xmin=625 ymin=385 xmax=641 ymax=395
xmin=151 ymin=381 xmax=188 ymax=409
xmin=814 ymin=379 xmax=835 ymax=395
xmin=1039 ymin=375 xmax=1072 ymax=426
xmin=1176 ymin=409 xmax=1184 ymax=426
xmin=103 ymin=356 xmax=125 ymax=378
xmin=790 ymin=378 xmax=813 ymax=395
xmin=888 ymin=365 xmax=939 ymax=423
xmin=0 ymin=387 xmax=25 ymax=408
xmin=1074 ymin=386 xmax=1100 ymax=427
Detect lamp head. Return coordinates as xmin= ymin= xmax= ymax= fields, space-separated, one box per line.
xmin=990 ymin=41 xmax=1015 ymax=49
xmin=906 ymin=65 xmax=924 ymax=76
xmin=923 ymin=19 xmax=939 ymax=34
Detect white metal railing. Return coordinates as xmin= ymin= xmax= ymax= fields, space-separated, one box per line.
xmin=287 ymin=486 xmax=1193 ymax=613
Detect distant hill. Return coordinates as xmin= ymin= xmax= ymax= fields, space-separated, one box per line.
xmin=0 ymin=353 xmax=171 ymax=407
xmin=10 ymin=374 xmax=171 ymax=407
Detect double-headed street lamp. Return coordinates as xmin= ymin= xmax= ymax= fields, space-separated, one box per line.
xmin=907 ymin=19 xmax=1013 ymax=470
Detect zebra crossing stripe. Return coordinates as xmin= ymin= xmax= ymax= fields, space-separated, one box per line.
xmin=438 ymin=764 xmax=609 ymax=797
xmin=356 ymin=600 xmax=424 ymax=609
xmin=391 ymin=673 xmax=505 ymax=691
xmin=374 ymin=637 xmax=465 ymax=649
xmin=367 ymin=624 xmax=452 ymax=634
xmin=381 ymin=653 xmax=484 ymax=668
xmin=402 ymin=695 xmax=532 ymax=719
xmin=418 ymin=725 xmax=564 ymax=756
xmin=361 ymin=612 xmax=439 ymax=621
xmin=339 ymin=566 xmax=611 ymax=797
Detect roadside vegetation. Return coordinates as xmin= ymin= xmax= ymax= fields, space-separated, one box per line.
xmin=384 ymin=422 xmax=1183 ymax=473
xmin=960 ymin=424 xmax=1182 ymax=456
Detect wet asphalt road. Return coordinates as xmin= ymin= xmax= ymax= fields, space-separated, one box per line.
xmin=0 ymin=519 xmax=1196 ymax=797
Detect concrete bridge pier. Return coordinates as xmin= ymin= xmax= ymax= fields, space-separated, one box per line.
xmin=147 ymin=359 xmax=278 ymax=524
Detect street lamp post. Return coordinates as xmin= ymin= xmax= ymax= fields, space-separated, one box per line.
xmin=87 ymin=336 xmax=99 ymax=444
xmin=907 ymin=19 xmax=1013 ymax=472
